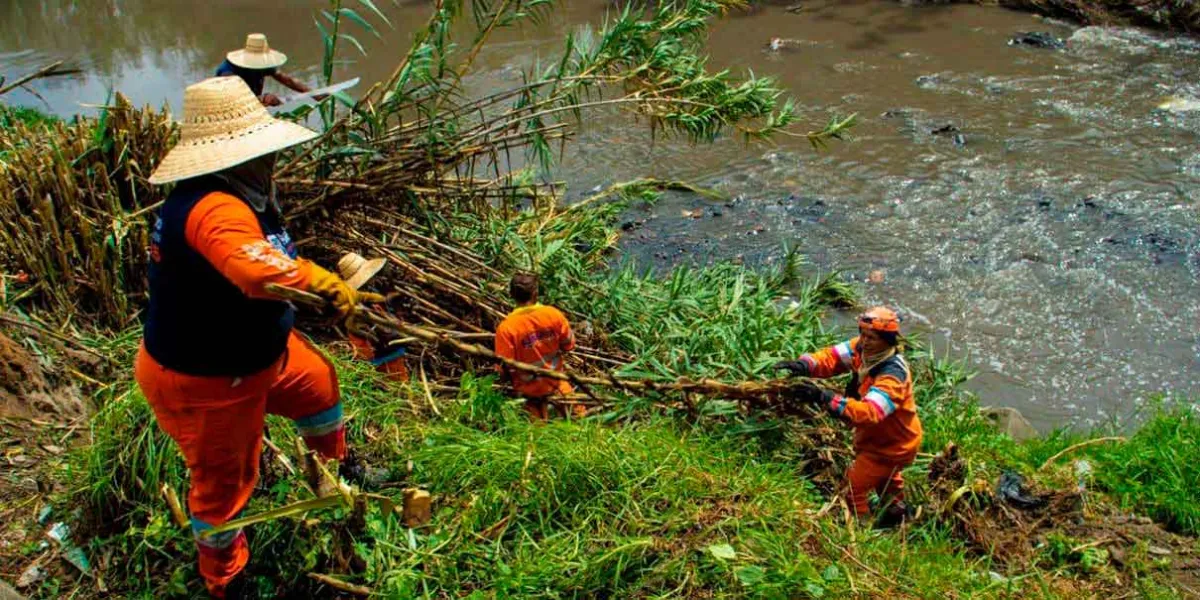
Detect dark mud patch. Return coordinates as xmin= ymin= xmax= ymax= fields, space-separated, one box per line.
xmin=924 ymin=444 xmax=1200 ymax=593
xmin=0 ymin=327 xmax=99 ymax=595
xmin=0 ymin=330 xmax=89 ymax=421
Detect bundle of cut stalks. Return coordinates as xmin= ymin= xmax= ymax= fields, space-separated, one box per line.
xmin=0 ymin=93 xmax=174 ymax=327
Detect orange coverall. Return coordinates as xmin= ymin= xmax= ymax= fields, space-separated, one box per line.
xmin=797 ymin=337 xmax=923 ymax=515
xmin=349 ymin=334 xmax=409 ymax=380
xmin=493 ymin=303 xmax=583 ymax=419
xmin=134 ymin=192 xmax=345 ymax=595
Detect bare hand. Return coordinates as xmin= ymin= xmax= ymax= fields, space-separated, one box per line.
xmin=260 ymin=93 xmax=283 ymax=107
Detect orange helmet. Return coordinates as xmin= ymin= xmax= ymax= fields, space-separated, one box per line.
xmin=858 ymin=306 xmax=900 ymax=334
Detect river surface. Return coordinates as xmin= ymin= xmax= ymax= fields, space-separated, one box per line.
xmin=3 ymin=1 xmax=1199 ymax=430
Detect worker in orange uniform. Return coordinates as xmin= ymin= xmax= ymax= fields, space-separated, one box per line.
xmin=338 ymin=252 xmax=409 ymax=381
xmin=775 ymin=307 xmax=922 ymax=525
xmin=493 ymin=273 xmax=584 ymax=420
xmin=136 ymin=77 xmax=382 ymax=599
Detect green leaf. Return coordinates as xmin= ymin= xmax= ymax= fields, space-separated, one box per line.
xmin=338 ymin=33 xmax=369 ymax=57
xmin=356 ymin=0 xmax=393 ymax=28
xmin=706 ymin=543 xmax=736 ymax=560
xmin=821 ymin=564 xmax=841 ymax=582
xmin=338 ymin=7 xmax=381 ymax=38
xmin=735 ymin=565 xmax=765 ymax=586
xmin=804 ymin=581 xmax=826 ymax=598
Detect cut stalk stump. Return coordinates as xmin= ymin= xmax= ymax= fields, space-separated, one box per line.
xmin=402 ymin=488 xmax=432 ymax=527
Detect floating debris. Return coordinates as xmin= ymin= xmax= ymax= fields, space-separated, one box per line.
xmin=765 ymin=37 xmax=806 ymax=53
xmin=1008 ymin=31 xmax=1066 ymax=50
xmin=1156 ymin=95 xmax=1200 ymax=113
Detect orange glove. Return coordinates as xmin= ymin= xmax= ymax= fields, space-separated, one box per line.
xmin=306 ymin=263 xmax=385 ymax=320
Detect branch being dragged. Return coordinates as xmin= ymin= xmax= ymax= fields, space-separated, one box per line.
xmin=266 ymin=284 xmax=824 ymax=408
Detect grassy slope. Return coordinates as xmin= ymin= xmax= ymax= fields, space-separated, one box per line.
xmin=4 ymin=172 xmax=1190 ymax=598
xmin=57 ymin=348 xmax=1194 ymax=599
xmin=39 ymin=242 xmax=1196 ymax=598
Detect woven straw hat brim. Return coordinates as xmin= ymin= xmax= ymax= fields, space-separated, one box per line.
xmin=227 ymin=48 xmax=288 ymax=70
xmin=344 ymin=258 xmax=387 ymax=290
xmin=149 ymin=118 xmax=317 ymax=184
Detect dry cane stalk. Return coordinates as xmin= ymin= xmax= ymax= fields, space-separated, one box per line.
xmin=308 ymin=573 xmax=372 ymax=596
xmin=266 ymin=284 xmax=821 ymax=403
xmin=160 ymin=484 xmax=190 ymax=529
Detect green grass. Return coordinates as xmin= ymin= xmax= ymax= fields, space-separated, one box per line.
xmin=54 ymin=339 xmax=1197 ymax=598
xmin=43 ymin=189 xmax=1198 ymax=598
xmin=0 ymin=104 xmax=58 ymax=130
xmin=1057 ymin=404 xmax=1200 ymax=535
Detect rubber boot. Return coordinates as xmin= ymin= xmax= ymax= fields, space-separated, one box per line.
xmin=875 ymin=501 xmax=912 ymax=529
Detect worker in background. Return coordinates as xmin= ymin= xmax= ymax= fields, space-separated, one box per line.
xmin=136 ymin=76 xmax=382 ymax=599
xmin=494 ymin=273 xmax=585 ymax=420
xmin=775 ymin=306 xmax=922 ymax=526
xmin=338 ymin=252 xmax=409 ymax=381
xmin=217 ymin=33 xmax=314 ymax=107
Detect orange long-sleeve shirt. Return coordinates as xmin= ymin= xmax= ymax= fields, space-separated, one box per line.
xmin=144 ymin=184 xmax=321 ymax=376
xmin=798 ymin=337 xmax=923 ymax=462
xmin=184 ymin=192 xmax=314 ymax=296
xmin=494 ymin=304 xmax=575 ymax=398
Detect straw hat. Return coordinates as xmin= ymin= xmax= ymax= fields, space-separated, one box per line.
xmin=226 ymin=33 xmax=287 ymax=70
xmin=148 ymin=77 xmax=318 ymax=185
xmin=338 ymin=253 xmax=387 ymax=290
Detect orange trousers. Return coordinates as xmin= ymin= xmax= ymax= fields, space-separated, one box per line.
xmin=349 ymin=334 xmax=409 ymax=381
xmin=846 ymin=452 xmax=912 ymax=516
xmin=135 ymin=333 xmax=344 ymax=597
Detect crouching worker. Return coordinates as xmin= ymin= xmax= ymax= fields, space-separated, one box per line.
xmin=494 ymin=273 xmax=585 ymax=421
xmin=136 ymin=77 xmax=382 ymax=598
xmin=775 ymin=307 xmax=922 ymax=525
xmin=338 ymin=252 xmax=409 ymax=381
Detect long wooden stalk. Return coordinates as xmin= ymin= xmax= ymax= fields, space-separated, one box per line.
xmin=0 ymin=61 xmax=81 ymax=96
xmin=267 ymin=284 xmax=817 ymax=402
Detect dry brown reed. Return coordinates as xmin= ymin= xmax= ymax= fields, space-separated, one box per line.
xmin=0 ymin=94 xmax=174 ymax=328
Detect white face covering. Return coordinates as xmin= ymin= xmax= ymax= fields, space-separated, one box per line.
xmin=214 ymin=153 xmax=278 ymax=213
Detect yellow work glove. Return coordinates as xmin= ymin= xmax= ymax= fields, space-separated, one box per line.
xmin=306 ymin=263 xmax=385 ymax=320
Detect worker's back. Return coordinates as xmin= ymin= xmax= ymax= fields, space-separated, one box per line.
xmin=494 ymin=304 xmax=575 ymax=398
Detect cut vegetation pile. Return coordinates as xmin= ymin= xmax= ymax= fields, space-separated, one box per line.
xmin=0 ymin=0 xmax=1197 ymax=598
xmin=0 ymin=95 xmax=173 ymax=328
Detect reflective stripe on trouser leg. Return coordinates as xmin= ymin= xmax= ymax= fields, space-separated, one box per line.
xmin=191 ymin=516 xmax=250 ymax=594
xmin=293 ymin=402 xmax=346 ymax=459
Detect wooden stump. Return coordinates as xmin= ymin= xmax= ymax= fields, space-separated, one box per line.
xmin=401 ymin=488 xmax=431 ymax=528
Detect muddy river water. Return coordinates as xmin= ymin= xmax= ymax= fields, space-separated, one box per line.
xmin=3 ymin=1 xmax=1198 ymax=430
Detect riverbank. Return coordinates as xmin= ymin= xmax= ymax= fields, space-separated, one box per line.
xmin=2 ymin=131 xmax=1197 ymax=594
xmin=1 ymin=246 xmax=1197 ymax=597
xmin=994 ymin=0 xmax=1199 ymax=33
xmin=894 ymin=0 xmax=1200 ymax=33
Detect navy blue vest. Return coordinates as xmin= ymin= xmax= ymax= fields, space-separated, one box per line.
xmin=143 ymin=178 xmax=296 ymax=376
xmin=215 ymin=60 xmax=275 ymax=97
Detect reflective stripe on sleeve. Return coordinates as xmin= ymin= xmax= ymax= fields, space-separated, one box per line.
xmin=829 ymin=394 xmax=848 ymax=416
xmin=865 ymin=386 xmax=896 ymax=418
xmin=833 ymin=341 xmax=854 ymax=367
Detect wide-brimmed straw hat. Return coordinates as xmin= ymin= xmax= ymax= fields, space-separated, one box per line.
xmin=338 ymin=252 xmax=387 ymax=290
xmin=148 ymin=77 xmax=318 ymax=185
xmin=226 ymin=33 xmax=287 ymax=70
